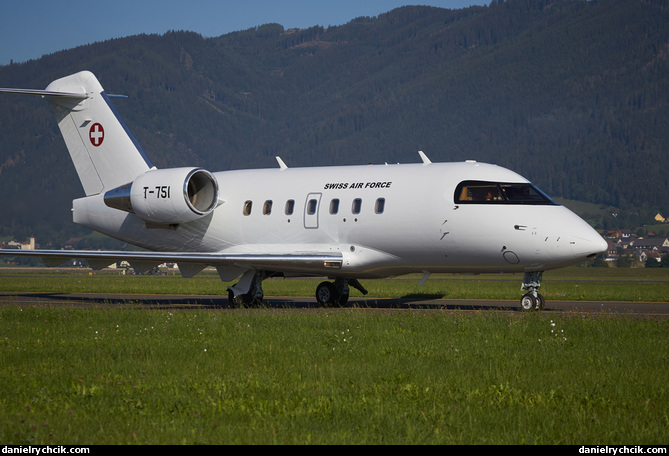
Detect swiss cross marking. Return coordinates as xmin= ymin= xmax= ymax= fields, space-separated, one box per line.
xmin=89 ymin=123 xmax=104 ymax=147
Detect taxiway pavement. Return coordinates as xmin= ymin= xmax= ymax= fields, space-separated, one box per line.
xmin=0 ymin=291 xmax=667 ymax=317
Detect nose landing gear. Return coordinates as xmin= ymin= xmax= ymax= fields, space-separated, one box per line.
xmin=520 ymin=271 xmax=545 ymax=311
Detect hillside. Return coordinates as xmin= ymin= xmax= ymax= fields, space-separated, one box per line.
xmin=0 ymin=0 xmax=668 ymax=244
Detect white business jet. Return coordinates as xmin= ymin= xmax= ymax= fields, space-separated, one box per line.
xmin=0 ymin=71 xmax=607 ymax=310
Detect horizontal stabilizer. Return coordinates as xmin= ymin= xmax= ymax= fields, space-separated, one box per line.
xmin=0 ymin=88 xmax=88 ymax=99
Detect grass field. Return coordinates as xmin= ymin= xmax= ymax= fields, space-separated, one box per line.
xmin=0 ymin=267 xmax=668 ymax=444
xmin=1 ymin=265 xmax=669 ymax=302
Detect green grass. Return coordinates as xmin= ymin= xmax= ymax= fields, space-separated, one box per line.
xmin=1 ymin=267 xmax=668 ymax=444
xmin=0 ymin=306 xmax=667 ymax=444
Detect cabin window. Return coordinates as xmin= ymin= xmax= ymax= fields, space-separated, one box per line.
xmin=330 ymin=199 xmax=340 ymax=215
xmin=454 ymin=181 xmax=556 ymax=205
xmin=263 ymin=200 xmax=273 ymax=215
xmin=285 ymin=199 xmax=295 ymax=215
xmin=243 ymin=200 xmax=253 ymax=215
xmin=352 ymin=198 xmax=362 ymax=214
xmin=375 ymin=198 xmax=385 ymax=214
xmin=307 ymin=199 xmax=318 ymax=215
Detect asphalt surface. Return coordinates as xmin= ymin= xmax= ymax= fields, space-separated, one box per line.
xmin=0 ymin=291 xmax=667 ymax=316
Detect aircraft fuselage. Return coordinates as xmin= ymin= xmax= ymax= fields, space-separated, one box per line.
xmin=73 ymin=160 xmax=605 ymax=279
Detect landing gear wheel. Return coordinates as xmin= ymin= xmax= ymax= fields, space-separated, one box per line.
xmin=226 ymin=272 xmax=266 ymax=308
xmin=520 ymin=292 xmax=545 ymax=311
xmin=316 ymin=281 xmax=336 ymax=306
xmin=228 ymin=289 xmax=246 ymax=307
xmin=228 ymin=286 xmax=263 ymax=307
xmin=315 ymin=281 xmax=350 ymax=306
xmin=520 ymin=293 xmax=537 ymax=311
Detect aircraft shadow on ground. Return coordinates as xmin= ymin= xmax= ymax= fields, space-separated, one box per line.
xmin=345 ymin=297 xmax=520 ymax=312
xmin=3 ymin=292 xmax=521 ymax=312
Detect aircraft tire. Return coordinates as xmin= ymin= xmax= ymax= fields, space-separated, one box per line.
xmin=228 ymin=288 xmax=262 ymax=307
xmin=316 ymin=281 xmax=336 ymax=305
xmin=316 ymin=281 xmax=349 ymax=306
xmin=520 ymin=293 xmax=537 ymax=311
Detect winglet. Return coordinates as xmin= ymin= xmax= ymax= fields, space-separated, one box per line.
xmin=276 ymin=156 xmax=288 ymax=170
xmin=418 ymin=150 xmax=432 ymax=164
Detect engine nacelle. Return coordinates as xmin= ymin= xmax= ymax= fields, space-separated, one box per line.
xmin=104 ymin=167 xmax=219 ymax=224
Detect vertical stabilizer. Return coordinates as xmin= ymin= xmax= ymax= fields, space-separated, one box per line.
xmin=43 ymin=71 xmax=153 ymax=195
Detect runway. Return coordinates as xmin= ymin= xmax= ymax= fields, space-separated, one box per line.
xmin=1 ymin=291 xmax=667 ymax=316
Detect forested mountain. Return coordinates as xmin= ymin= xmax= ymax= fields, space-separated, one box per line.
xmin=1 ymin=0 xmax=668 ymax=245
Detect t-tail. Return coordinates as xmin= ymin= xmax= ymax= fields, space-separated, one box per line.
xmin=1 ymin=71 xmax=219 ymax=226
xmin=1 ymin=71 xmax=154 ymax=196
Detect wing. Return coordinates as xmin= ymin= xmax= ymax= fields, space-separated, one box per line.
xmin=0 ymin=249 xmax=343 ymax=280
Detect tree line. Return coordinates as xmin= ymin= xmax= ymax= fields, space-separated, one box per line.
xmin=0 ymin=0 xmax=668 ymax=244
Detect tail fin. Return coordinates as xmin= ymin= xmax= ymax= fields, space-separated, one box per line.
xmin=2 ymin=71 xmax=153 ymax=196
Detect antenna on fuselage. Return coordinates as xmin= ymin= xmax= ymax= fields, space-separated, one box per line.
xmin=418 ymin=150 xmax=432 ymax=164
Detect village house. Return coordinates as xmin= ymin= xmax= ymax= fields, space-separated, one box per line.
xmin=2 ymin=236 xmax=36 ymax=250
xmin=633 ymin=237 xmax=669 ymax=252
xmin=604 ymin=231 xmax=669 ymax=264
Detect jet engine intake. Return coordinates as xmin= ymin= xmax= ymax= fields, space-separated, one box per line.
xmin=104 ymin=167 xmax=219 ymax=224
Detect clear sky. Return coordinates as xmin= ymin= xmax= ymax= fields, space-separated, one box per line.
xmin=0 ymin=0 xmax=488 ymax=66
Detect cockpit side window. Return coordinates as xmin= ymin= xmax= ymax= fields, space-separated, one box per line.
xmin=454 ymin=181 xmax=556 ymax=205
xmin=457 ymin=182 xmax=504 ymax=202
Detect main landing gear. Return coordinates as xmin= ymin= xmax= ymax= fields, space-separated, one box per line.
xmin=315 ymin=278 xmax=368 ymax=306
xmin=226 ymin=271 xmax=368 ymax=307
xmin=227 ymin=271 xmax=266 ymax=307
xmin=520 ymin=271 xmax=545 ymax=311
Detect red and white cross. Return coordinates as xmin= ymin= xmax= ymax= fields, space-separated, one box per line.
xmin=89 ymin=123 xmax=104 ymax=147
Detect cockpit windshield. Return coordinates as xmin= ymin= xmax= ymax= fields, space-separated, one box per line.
xmin=454 ymin=181 xmax=557 ymax=205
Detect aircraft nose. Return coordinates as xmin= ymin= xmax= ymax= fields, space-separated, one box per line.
xmin=571 ymin=224 xmax=607 ymax=260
